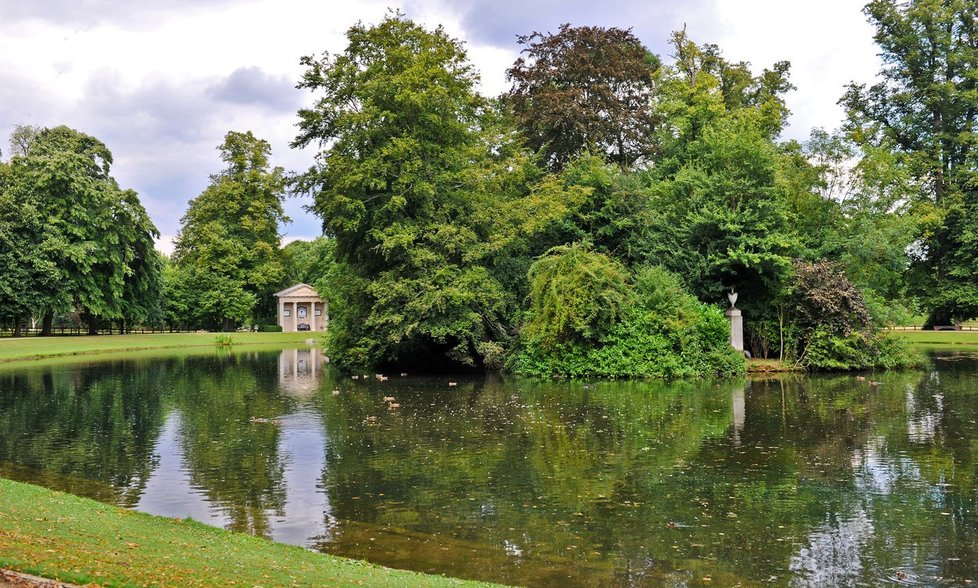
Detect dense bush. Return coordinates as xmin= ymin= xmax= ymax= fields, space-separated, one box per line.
xmin=803 ymin=329 xmax=921 ymax=371
xmin=522 ymin=243 xmax=632 ymax=349
xmin=510 ymin=264 xmax=745 ymax=378
xmin=257 ymin=324 xmax=282 ymax=333
xmin=788 ymin=261 xmax=921 ymax=370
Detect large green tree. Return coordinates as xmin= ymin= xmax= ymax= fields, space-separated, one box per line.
xmin=2 ymin=126 xmax=161 ymax=335
xmin=505 ymin=24 xmax=661 ymax=170
xmin=292 ymin=14 xmax=567 ymax=369
xmin=842 ymin=0 xmax=978 ymax=326
xmin=172 ymin=131 xmax=287 ymax=331
xmin=0 ymin=157 xmax=57 ymax=335
xmin=641 ymin=33 xmax=802 ymax=311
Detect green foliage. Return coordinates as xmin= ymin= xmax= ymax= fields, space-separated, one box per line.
xmin=281 ymin=237 xmax=335 ymax=286
xmin=214 ymin=334 xmax=235 ymax=347
xmin=785 ymin=260 xmax=921 ymax=370
xmin=643 ymin=108 xmax=799 ymax=312
xmin=0 ymin=173 xmax=57 ymax=330
xmin=804 ymin=330 xmax=922 ymax=371
xmin=1 ymin=125 xmax=161 ymax=333
xmin=257 ymin=324 xmax=283 ymax=333
xmin=522 ymin=243 xmax=631 ymax=350
xmin=292 ymin=14 xmax=564 ymax=369
xmin=913 ymin=193 xmax=978 ymax=326
xmin=842 ymin=0 xmax=978 ymax=325
xmin=171 ymin=131 xmax=287 ymax=330
xmin=512 ymin=263 xmax=744 ymax=378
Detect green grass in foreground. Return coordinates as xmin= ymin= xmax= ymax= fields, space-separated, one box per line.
xmin=893 ymin=329 xmax=978 ymax=350
xmin=0 ymin=478 xmax=508 ymax=588
xmin=0 ymin=332 xmax=316 ymax=363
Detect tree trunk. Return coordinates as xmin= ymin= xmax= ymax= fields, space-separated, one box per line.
xmin=222 ymin=317 xmax=235 ymax=332
xmin=40 ymin=312 xmax=54 ymax=337
xmin=13 ymin=320 xmax=21 ymax=337
xmin=925 ymin=307 xmax=953 ymax=330
xmin=86 ymin=314 xmax=99 ymax=336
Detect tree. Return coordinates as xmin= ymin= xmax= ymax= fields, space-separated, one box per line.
xmin=292 ymin=14 xmax=527 ymax=369
xmin=643 ymin=108 xmax=800 ymax=316
xmin=505 ymin=24 xmax=661 ymax=170
xmin=0 ymin=160 xmax=59 ymax=335
xmin=664 ymin=29 xmax=794 ymax=143
xmin=8 ymin=125 xmax=40 ymax=158
xmin=281 ymin=237 xmax=335 ymax=286
xmin=629 ymin=32 xmax=810 ymax=357
xmin=172 ymin=131 xmax=287 ymax=331
xmin=4 ymin=126 xmax=161 ymax=335
xmin=841 ymin=0 xmax=978 ymax=325
xmin=522 ymin=242 xmax=631 ymax=350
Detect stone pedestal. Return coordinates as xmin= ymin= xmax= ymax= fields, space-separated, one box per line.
xmin=725 ymin=308 xmax=744 ymax=352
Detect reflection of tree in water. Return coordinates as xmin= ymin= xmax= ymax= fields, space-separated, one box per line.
xmin=313 ymin=374 xmax=738 ymax=586
xmin=0 ymin=359 xmax=168 ymax=506
xmin=789 ymin=509 xmax=874 ymax=586
xmin=169 ymin=352 xmax=294 ymax=537
xmin=734 ymin=366 xmax=978 ymax=586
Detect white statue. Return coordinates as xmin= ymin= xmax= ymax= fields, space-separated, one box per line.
xmin=727 ymin=290 xmax=738 ymax=309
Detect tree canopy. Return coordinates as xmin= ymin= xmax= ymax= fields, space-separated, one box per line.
xmin=171 ymin=131 xmax=288 ymax=331
xmin=293 ymin=14 xmax=538 ymax=369
xmin=842 ymin=0 xmax=978 ymax=326
xmin=0 ymin=125 xmax=161 ymax=335
xmin=505 ymin=24 xmax=661 ymax=170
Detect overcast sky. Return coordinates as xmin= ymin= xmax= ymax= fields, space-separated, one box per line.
xmin=0 ymin=0 xmax=882 ymax=254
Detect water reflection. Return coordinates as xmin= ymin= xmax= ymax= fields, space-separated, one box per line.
xmin=0 ymin=350 xmax=977 ymax=586
xmin=278 ymin=347 xmax=327 ymax=397
xmin=137 ymin=411 xmax=230 ymax=526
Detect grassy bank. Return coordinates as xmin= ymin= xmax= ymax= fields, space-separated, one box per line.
xmin=0 ymin=478 xmax=506 ymax=588
xmin=893 ymin=329 xmax=978 ymax=351
xmin=747 ymin=358 xmax=801 ymax=373
xmin=0 ymin=332 xmax=316 ymax=363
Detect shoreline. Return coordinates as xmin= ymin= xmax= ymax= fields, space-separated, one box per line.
xmin=0 ymin=332 xmax=318 ymax=364
xmin=0 ymin=478 xmax=507 ymax=588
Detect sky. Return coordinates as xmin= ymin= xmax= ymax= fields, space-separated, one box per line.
xmin=0 ymin=0 xmax=883 ymax=254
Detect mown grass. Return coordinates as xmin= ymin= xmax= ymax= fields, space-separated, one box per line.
xmin=893 ymin=329 xmax=978 ymax=350
xmin=0 ymin=332 xmax=316 ymax=363
xmin=0 ymin=478 xmax=508 ymax=588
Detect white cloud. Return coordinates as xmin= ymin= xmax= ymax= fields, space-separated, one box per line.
xmin=705 ymin=0 xmax=881 ymax=140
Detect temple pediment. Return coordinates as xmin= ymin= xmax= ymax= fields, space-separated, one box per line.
xmin=274 ymin=283 xmax=320 ymax=300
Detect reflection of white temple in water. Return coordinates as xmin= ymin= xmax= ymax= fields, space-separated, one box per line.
xmin=731 ymin=385 xmax=746 ymax=446
xmin=278 ymin=348 xmax=328 ymax=396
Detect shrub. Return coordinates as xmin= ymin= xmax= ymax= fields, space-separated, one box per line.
xmin=257 ymin=324 xmax=283 ymax=332
xmin=522 ymin=242 xmax=631 ymax=350
xmin=803 ymin=329 xmax=922 ymax=371
xmin=788 ymin=260 xmax=921 ymax=371
xmin=510 ymin=264 xmax=745 ymax=378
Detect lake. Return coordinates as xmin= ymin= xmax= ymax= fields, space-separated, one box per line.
xmin=1 ymin=346 xmax=976 ymax=586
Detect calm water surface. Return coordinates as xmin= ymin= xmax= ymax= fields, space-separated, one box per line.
xmin=1 ymin=347 xmax=977 ymax=587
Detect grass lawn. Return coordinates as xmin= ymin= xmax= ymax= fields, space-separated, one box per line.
xmin=893 ymin=329 xmax=978 ymax=351
xmin=0 ymin=332 xmax=317 ymax=363
xmin=0 ymin=478 xmax=507 ymax=588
